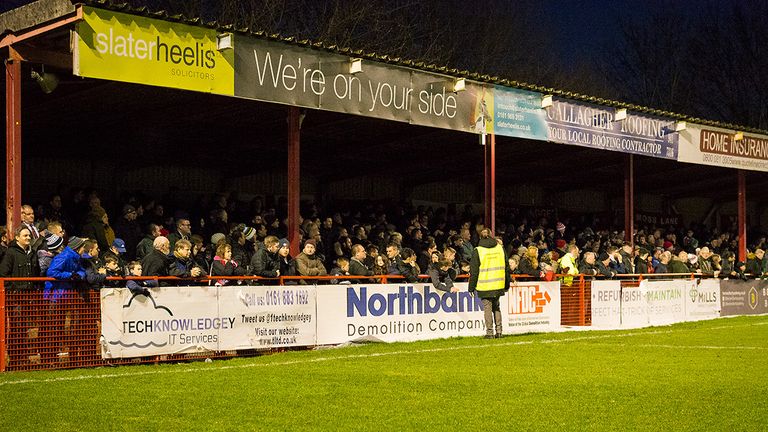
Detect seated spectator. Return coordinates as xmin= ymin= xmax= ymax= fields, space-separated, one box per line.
xmin=385 ymin=243 xmax=403 ymax=275
xmin=508 ymin=255 xmax=520 ymax=274
xmin=168 ymin=218 xmax=192 ymax=251
xmin=125 ymin=261 xmax=157 ymax=296
xmin=211 ymin=242 xmax=246 ymax=286
xmin=295 ymin=239 xmax=327 ymax=284
xmin=168 ymin=239 xmax=207 ymax=280
xmin=190 ymin=234 xmax=209 ymax=271
xmin=371 ymin=254 xmax=390 ymax=281
xmin=103 ymin=238 xmax=128 ymax=270
xmin=746 ymin=249 xmax=764 ymax=276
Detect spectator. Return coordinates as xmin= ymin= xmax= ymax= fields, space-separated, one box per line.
xmin=190 ymin=234 xmax=209 ymax=271
xmin=20 ymin=204 xmax=41 ymax=242
xmin=0 ymin=226 xmax=40 ymax=291
xmin=81 ymin=206 xmax=115 ymax=252
xmin=136 ymin=223 xmax=161 ymax=261
xmin=508 ymin=255 xmax=520 ymax=274
xmin=578 ymin=251 xmax=599 ymax=277
xmin=39 ymin=233 xmax=66 ymax=275
xmin=667 ymin=250 xmax=690 ymax=274
xmin=518 ymin=246 xmax=539 ymax=277
xmin=113 ymin=204 xmax=141 ymax=261
xmin=168 ymin=239 xmax=206 ymax=280
xmin=125 ymin=261 xmax=157 ymax=296
xmin=398 ymin=247 xmax=420 ymax=283
xmin=103 ymin=238 xmax=128 ymax=270
xmin=371 ymin=254 xmax=390 ymax=280
xmin=211 ymin=242 xmax=245 ymax=286
xmin=348 ymin=244 xmax=373 ymax=283
xmin=634 ymin=248 xmax=653 ymax=274
xmin=329 ymin=257 xmax=350 ymax=284
xmin=429 ymin=259 xmax=458 ymax=293
xmin=168 ymin=218 xmax=192 ymax=251
xmin=81 ymin=239 xmax=107 ymax=289
xmin=558 ymin=244 xmax=579 ymax=286
xmin=142 ymin=236 xmax=171 ymax=282
xmin=746 ymin=249 xmax=765 ymax=276
xmin=385 ymin=243 xmax=403 ymax=275
xmin=250 ymin=235 xmax=281 ymax=283
xmin=103 ymin=255 xmax=125 ymax=288
xmin=698 ymin=247 xmax=714 ymax=275
xmin=655 ymin=251 xmax=671 ymax=274
xmin=295 ymin=239 xmax=327 ymax=284
xmin=44 ymin=236 xmax=87 ymax=302
xmin=597 ymin=252 xmax=617 ymax=278
xmin=277 ymin=238 xmax=295 ymax=281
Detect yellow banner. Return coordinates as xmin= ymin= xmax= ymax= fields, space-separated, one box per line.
xmin=75 ymin=6 xmax=234 ymax=95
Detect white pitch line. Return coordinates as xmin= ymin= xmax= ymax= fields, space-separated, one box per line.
xmin=1 ymin=320 xmax=766 ymax=387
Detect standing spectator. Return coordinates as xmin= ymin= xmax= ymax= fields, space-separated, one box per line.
xmin=168 ymin=218 xmax=192 ymax=251
xmin=136 ymin=223 xmax=161 ymax=261
xmin=277 ymin=238 xmax=295 ymax=280
xmin=38 ymin=234 xmax=64 ymax=275
xmin=211 ymin=243 xmax=246 ymax=286
xmin=81 ymin=207 xmax=115 ymax=252
xmin=655 ymin=251 xmax=671 ymax=274
xmin=44 ymin=236 xmax=87 ymax=302
xmin=142 ymin=236 xmax=172 ymax=281
xmin=518 ymin=246 xmax=540 ymax=278
xmin=103 ymin=255 xmax=125 ymax=288
xmin=398 ymin=247 xmax=421 ymax=283
xmin=125 ymin=261 xmax=158 ymax=296
xmin=295 ymin=239 xmax=327 ymax=284
xmin=113 ymin=204 xmax=141 ymax=261
xmin=0 ymin=226 xmax=40 ymax=291
xmin=348 ymin=244 xmax=373 ymax=283
xmin=597 ymin=252 xmax=618 ymax=278
xmin=746 ymin=249 xmax=764 ymax=276
xmin=385 ymin=243 xmax=403 ymax=275
xmin=81 ymin=239 xmax=107 ymax=289
xmin=249 ymin=235 xmax=281 ymax=283
xmin=468 ymin=228 xmax=510 ymax=339
xmin=578 ymin=251 xmax=599 ymax=278
xmin=168 ymin=239 xmax=206 ymax=280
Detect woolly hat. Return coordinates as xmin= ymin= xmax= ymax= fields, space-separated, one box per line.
xmin=304 ymin=239 xmax=317 ymax=248
xmin=46 ymin=233 xmax=64 ymax=251
xmin=242 ymin=226 xmax=256 ymax=241
xmin=210 ymin=233 xmax=226 ymax=246
xmin=278 ymin=238 xmax=290 ymax=249
xmin=556 ymin=222 xmax=566 ymax=234
xmin=663 ymin=241 xmax=674 ymax=250
xmin=555 ymin=239 xmax=566 ymax=249
xmin=68 ymin=236 xmax=86 ymax=251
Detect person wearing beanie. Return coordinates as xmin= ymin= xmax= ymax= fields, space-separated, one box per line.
xmin=38 ymin=233 xmax=65 ymax=275
xmin=44 ymin=235 xmax=87 ymax=303
xmin=276 ymin=238 xmax=295 ymax=282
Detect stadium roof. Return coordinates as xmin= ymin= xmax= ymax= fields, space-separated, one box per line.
xmin=2 ymin=0 xmax=767 ymax=205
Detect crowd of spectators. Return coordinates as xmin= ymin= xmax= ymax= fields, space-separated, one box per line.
xmin=1 ymin=188 xmax=767 ymax=293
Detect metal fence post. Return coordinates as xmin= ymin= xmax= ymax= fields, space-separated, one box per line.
xmin=578 ymin=275 xmax=585 ymax=326
xmin=1 ymin=279 xmax=6 ymax=372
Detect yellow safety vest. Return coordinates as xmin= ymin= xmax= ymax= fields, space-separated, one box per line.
xmin=476 ymin=244 xmax=506 ymax=292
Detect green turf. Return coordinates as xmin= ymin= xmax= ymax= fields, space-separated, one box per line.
xmin=2 ymin=315 xmax=767 ymax=431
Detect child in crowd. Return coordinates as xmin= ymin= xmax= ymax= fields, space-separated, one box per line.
xmin=125 ymin=261 xmax=158 ymax=296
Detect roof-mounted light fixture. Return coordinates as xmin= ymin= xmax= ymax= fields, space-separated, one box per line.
xmin=734 ymin=131 xmax=744 ymax=141
xmin=349 ymin=58 xmax=362 ymax=74
xmin=541 ymin=94 xmax=553 ymax=109
xmin=674 ymin=121 xmax=687 ymax=132
xmin=452 ymin=78 xmax=466 ymax=93
xmin=31 ymin=66 xmax=58 ymax=94
xmin=217 ymin=33 xmax=233 ymax=51
xmin=614 ymin=108 xmax=627 ymax=121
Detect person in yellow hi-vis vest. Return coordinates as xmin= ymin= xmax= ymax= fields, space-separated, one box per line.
xmin=558 ymin=244 xmax=580 ymax=286
xmin=468 ymin=228 xmax=511 ymax=339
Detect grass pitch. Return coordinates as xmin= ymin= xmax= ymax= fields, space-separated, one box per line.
xmin=2 ymin=315 xmax=767 ymax=431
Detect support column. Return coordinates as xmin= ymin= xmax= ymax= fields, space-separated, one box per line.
xmin=287 ymin=107 xmax=301 ymax=258
xmin=738 ymin=170 xmax=747 ymax=263
xmin=483 ymin=134 xmax=496 ymax=234
xmin=624 ymin=154 xmax=634 ymax=247
xmin=6 ymin=58 xmax=22 ymax=235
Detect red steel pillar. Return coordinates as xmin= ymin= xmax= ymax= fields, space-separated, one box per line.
xmin=738 ymin=170 xmax=747 ymax=262
xmin=624 ymin=154 xmax=634 ymax=247
xmin=287 ymin=107 xmax=301 ymax=258
xmin=484 ymin=134 xmax=496 ymax=234
xmin=6 ymin=57 xmax=22 ymax=235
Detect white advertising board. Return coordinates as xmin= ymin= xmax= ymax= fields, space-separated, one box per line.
xmin=505 ymin=281 xmax=561 ymax=333
xmin=101 ymin=285 xmax=317 ymax=358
